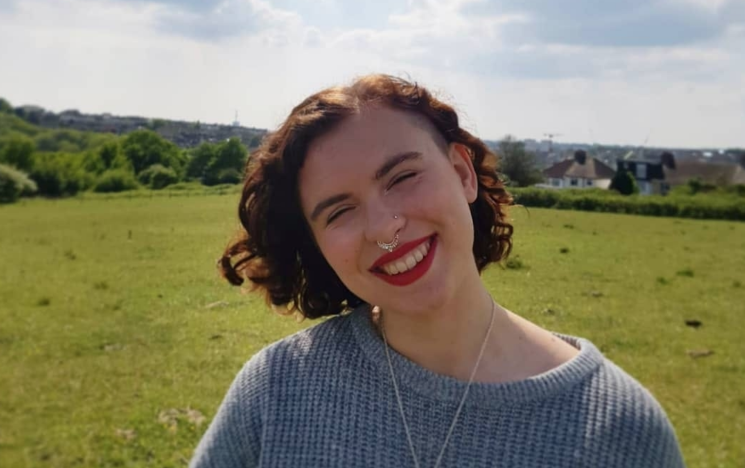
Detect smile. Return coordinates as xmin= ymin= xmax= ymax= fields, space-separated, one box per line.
xmin=370 ymin=234 xmax=438 ymax=287
xmin=381 ymin=239 xmax=430 ymax=275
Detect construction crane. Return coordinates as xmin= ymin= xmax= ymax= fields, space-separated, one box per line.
xmin=543 ymin=133 xmax=563 ymax=155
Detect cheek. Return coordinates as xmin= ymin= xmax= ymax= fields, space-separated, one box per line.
xmin=316 ymin=230 xmax=364 ymax=278
xmin=416 ymin=177 xmax=474 ymax=240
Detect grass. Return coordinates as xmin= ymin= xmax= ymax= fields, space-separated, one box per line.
xmin=1 ymin=196 xmax=744 ymax=467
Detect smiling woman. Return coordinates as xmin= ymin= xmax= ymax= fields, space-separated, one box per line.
xmin=190 ymin=75 xmax=685 ymax=468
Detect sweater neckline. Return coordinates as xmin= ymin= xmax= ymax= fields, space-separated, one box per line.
xmin=349 ymin=305 xmax=604 ymax=408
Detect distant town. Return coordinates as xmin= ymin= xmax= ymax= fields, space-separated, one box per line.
xmin=11 ymin=104 xmax=267 ymax=150
xmin=9 ymin=103 xmax=745 ymax=197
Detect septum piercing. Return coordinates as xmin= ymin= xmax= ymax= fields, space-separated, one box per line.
xmin=377 ymin=214 xmax=400 ymax=252
xmin=377 ymin=233 xmax=400 ymax=252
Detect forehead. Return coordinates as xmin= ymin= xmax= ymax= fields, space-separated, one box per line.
xmin=298 ymin=106 xmax=444 ymax=214
xmin=302 ymin=106 xmax=442 ymax=178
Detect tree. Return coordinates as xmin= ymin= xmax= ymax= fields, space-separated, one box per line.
xmin=120 ymin=130 xmax=184 ymax=175
xmin=99 ymin=141 xmax=122 ymax=169
xmin=185 ymin=142 xmax=217 ymax=180
xmin=204 ymin=138 xmax=247 ymax=185
xmin=14 ymin=107 xmax=43 ymax=125
xmin=80 ymin=150 xmax=107 ymax=175
xmin=609 ymin=169 xmax=640 ymax=195
xmin=0 ymin=163 xmax=37 ymax=203
xmin=0 ymin=134 xmax=35 ymax=172
xmin=497 ymin=136 xmax=544 ymax=187
xmin=29 ymin=153 xmax=92 ymax=197
xmin=0 ymin=98 xmax=13 ymax=114
xmin=249 ymin=134 xmax=263 ymax=149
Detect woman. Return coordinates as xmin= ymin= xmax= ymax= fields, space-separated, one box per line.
xmin=190 ymin=75 xmax=684 ymax=467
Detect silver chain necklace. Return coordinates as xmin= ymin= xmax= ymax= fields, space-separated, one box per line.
xmin=381 ymin=301 xmax=496 ymax=468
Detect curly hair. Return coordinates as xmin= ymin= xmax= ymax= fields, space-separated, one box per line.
xmin=220 ymin=74 xmax=513 ymax=319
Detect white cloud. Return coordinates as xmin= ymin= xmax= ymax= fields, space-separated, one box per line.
xmin=669 ymin=0 xmax=730 ymax=11
xmin=0 ymin=0 xmax=743 ymax=148
xmin=151 ymin=0 xmax=306 ymax=40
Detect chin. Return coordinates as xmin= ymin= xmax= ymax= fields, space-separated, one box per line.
xmin=375 ymin=284 xmax=457 ymax=318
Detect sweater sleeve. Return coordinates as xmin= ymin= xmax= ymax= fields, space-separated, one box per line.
xmin=189 ymin=350 xmax=269 ymax=468
xmin=596 ymin=361 xmax=687 ymax=468
xmin=639 ymin=399 xmax=686 ymax=468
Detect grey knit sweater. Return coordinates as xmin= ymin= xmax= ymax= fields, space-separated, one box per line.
xmin=190 ymin=307 xmax=685 ymax=467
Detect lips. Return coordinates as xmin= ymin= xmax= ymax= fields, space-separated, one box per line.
xmin=370 ymin=234 xmax=431 ymax=269
xmin=370 ymin=234 xmax=438 ymax=287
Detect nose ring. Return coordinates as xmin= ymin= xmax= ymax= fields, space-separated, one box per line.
xmin=377 ymin=214 xmax=400 ymax=252
xmin=377 ymin=233 xmax=399 ymax=252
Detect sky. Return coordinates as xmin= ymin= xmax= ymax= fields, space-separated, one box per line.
xmin=0 ymin=0 xmax=744 ymax=149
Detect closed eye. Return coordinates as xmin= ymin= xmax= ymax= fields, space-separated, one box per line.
xmin=388 ymin=172 xmax=417 ymax=189
xmin=327 ymin=207 xmax=353 ymax=225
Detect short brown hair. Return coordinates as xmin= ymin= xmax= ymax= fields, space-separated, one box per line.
xmin=220 ymin=74 xmax=513 ymax=319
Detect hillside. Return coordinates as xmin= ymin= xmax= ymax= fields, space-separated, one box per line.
xmin=10 ymin=103 xmax=266 ymax=150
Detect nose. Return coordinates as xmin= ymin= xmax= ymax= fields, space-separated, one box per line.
xmin=364 ymin=202 xmax=405 ymax=246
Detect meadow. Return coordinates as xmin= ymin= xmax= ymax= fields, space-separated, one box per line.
xmin=1 ymin=194 xmax=744 ymax=467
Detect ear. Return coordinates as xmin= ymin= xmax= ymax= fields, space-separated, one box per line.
xmin=448 ymin=143 xmax=478 ymax=203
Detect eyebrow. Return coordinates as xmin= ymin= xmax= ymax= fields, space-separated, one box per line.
xmin=374 ymin=151 xmax=422 ymax=181
xmin=309 ymin=151 xmax=422 ymax=222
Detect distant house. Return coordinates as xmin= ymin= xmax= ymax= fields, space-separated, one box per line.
xmin=616 ymin=152 xmax=675 ymax=195
xmin=664 ymin=157 xmax=745 ymax=188
xmin=619 ymin=151 xmax=745 ymax=195
xmin=734 ymin=162 xmax=745 ymax=185
xmin=543 ymin=150 xmax=616 ymax=189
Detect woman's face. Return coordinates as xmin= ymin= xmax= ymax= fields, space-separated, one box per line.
xmin=299 ymin=105 xmax=479 ymax=315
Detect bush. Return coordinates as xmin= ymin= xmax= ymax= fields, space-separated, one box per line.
xmin=216 ymin=168 xmax=242 ymax=185
xmin=510 ymin=187 xmax=745 ymax=222
xmin=0 ymin=134 xmax=35 ymax=172
xmin=94 ymin=170 xmax=139 ymax=193
xmin=0 ymin=164 xmax=37 ymax=203
xmin=185 ymin=143 xmax=217 ymax=180
xmin=29 ymin=153 xmax=92 ymax=197
xmin=202 ymin=138 xmax=248 ymax=185
xmin=609 ymin=170 xmax=640 ymax=195
xmin=121 ymin=130 xmax=185 ymax=175
xmin=0 ymin=97 xmax=13 ymax=114
xmin=137 ymin=164 xmax=179 ymax=190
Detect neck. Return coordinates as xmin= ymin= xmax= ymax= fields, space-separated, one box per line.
xmin=378 ymin=282 xmax=511 ymax=381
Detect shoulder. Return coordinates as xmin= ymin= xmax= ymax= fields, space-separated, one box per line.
xmin=573 ymin=347 xmax=685 ymax=467
xmin=190 ymin=313 xmax=360 ymax=467
xmin=257 ymin=312 xmax=356 ymax=363
xmin=587 ymin=357 xmax=673 ymax=429
xmin=236 ymin=311 xmax=358 ymax=387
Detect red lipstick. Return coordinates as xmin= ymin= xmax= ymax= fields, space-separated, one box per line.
xmin=370 ymin=234 xmax=432 ymax=270
xmin=370 ymin=234 xmax=437 ymax=287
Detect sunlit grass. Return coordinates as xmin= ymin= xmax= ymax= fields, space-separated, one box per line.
xmin=1 ymin=196 xmax=743 ymax=467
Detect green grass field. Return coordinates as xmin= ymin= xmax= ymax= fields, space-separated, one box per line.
xmin=1 ymin=195 xmax=744 ymax=467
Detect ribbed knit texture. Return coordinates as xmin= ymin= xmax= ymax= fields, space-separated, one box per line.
xmin=190 ymin=307 xmax=685 ymax=467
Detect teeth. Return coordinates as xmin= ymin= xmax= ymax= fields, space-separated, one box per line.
xmin=380 ymin=239 xmax=432 ymax=276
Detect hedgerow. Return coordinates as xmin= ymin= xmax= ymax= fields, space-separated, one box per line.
xmin=510 ymin=187 xmax=745 ymax=221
